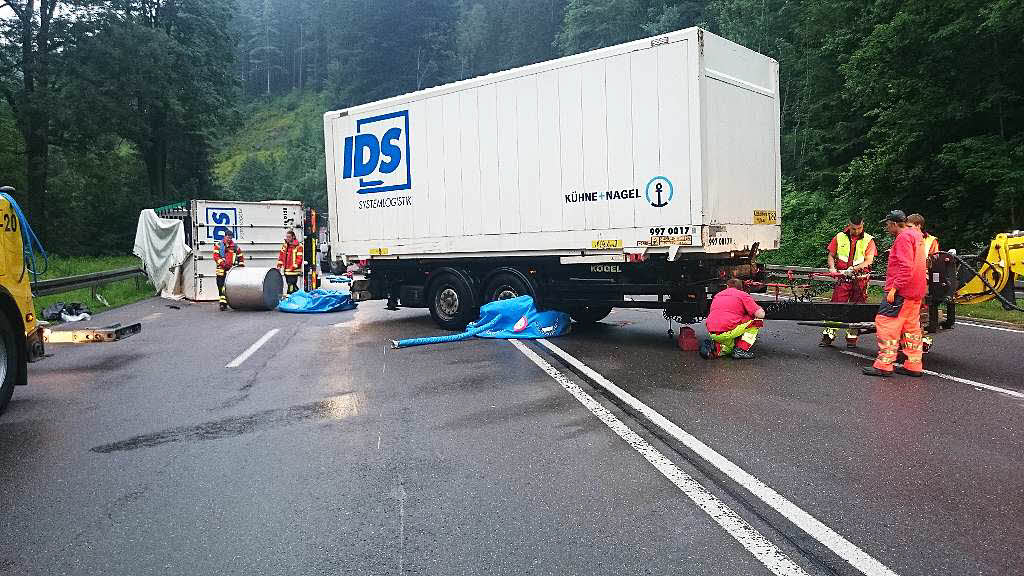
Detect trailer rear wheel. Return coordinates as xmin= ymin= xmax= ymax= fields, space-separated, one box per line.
xmin=0 ymin=313 xmax=17 ymax=415
xmin=428 ymin=272 xmax=478 ymax=330
xmin=482 ymin=271 xmax=534 ymax=303
xmin=570 ymin=306 xmax=612 ymax=326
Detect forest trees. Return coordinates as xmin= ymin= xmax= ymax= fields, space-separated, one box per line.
xmin=0 ymin=0 xmax=1021 ymax=257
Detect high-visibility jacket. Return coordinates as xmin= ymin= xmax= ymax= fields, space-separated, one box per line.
xmin=834 ymin=231 xmax=875 ymax=268
xmin=277 ymin=239 xmax=303 ymax=274
xmin=923 ymin=235 xmax=939 ymax=255
xmin=213 ymin=239 xmax=244 ymax=271
xmin=885 ymin=226 xmax=928 ymax=300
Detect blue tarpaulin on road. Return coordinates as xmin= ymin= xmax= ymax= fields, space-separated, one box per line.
xmin=277 ymin=290 xmax=357 ymax=314
xmin=392 ymin=296 xmax=570 ymax=348
xmin=472 ymin=296 xmax=570 ymax=339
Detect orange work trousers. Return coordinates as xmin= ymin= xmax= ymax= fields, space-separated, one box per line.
xmin=873 ymin=297 xmax=924 ymax=372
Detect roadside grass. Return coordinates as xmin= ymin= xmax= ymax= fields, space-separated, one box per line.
xmin=957 ymin=299 xmax=1024 ymax=327
xmin=31 ymin=255 xmax=154 ymax=321
xmin=33 ymin=255 xmax=141 ymax=280
xmin=864 ymin=286 xmax=1021 ymax=326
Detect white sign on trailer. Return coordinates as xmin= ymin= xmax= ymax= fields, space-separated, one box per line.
xmin=325 ymin=27 xmax=781 ymax=264
xmin=182 ymin=200 xmax=304 ymax=301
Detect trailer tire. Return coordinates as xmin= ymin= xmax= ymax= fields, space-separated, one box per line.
xmin=570 ymin=306 xmax=612 ymax=326
xmin=428 ymin=272 xmax=478 ymax=331
xmin=0 ymin=312 xmax=17 ymax=415
xmin=482 ymin=270 xmax=535 ymax=303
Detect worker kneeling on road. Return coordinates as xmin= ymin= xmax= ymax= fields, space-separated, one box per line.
xmin=277 ymin=230 xmax=304 ymax=295
xmin=821 ymin=215 xmax=876 ymax=348
xmin=700 ymin=278 xmax=766 ymax=360
xmin=213 ymin=229 xmax=245 ymax=311
xmin=863 ymin=210 xmax=928 ymax=377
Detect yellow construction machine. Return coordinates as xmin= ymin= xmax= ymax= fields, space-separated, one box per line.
xmin=949 ymin=232 xmax=1023 ymax=307
xmin=0 ymin=187 xmax=140 ymax=414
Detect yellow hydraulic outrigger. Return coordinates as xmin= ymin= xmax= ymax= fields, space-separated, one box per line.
xmin=952 ymin=231 xmax=1024 ymax=307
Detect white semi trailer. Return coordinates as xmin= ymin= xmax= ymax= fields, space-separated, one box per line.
xmin=324 ymin=27 xmax=780 ymax=329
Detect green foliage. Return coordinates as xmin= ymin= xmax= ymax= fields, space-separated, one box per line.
xmin=34 ymin=278 xmax=155 ymax=321
xmin=32 ymin=255 xmax=152 ymax=320
xmin=2 ymin=0 xmax=1023 ymax=265
xmin=215 ymin=90 xmax=327 ymax=211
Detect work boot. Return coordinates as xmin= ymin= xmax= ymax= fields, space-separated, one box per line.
xmin=699 ymin=339 xmax=713 ymax=360
xmin=896 ymin=351 xmax=908 ymax=364
xmin=219 ymin=302 xmax=228 ymax=311
xmin=818 ymin=334 xmax=833 ymax=347
xmin=732 ymin=348 xmax=755 ymax=359
xmin=862 ymin=366 xmax=891 ymax=377
xmin=894 ymin=366 xmax=923 ymax=377
xmin=845 ymin=338 xmax=858 ymax=349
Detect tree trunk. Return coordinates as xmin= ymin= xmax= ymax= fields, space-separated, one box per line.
xmin=143 ymin=138 xmax=168 ymax=202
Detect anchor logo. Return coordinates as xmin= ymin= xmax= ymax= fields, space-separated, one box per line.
xmin=645 ymin=176 xmax=674 ymax=208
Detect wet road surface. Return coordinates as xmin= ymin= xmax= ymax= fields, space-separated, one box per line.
xmin=1 ymin=298 xmax=1021 ymax=575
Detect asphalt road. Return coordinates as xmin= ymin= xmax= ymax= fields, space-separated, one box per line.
xmin=1 ymin=297 xmax=1021 ymax=575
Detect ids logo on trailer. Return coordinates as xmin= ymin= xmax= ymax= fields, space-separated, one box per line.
xmin=206 ymin=207 xmax=238 ymax=240
xmin=342 ymin=110 xmax=411 ymax=194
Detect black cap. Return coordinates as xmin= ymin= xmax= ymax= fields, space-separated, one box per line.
xmin=880 ymin=210 xmax=906 ymax=223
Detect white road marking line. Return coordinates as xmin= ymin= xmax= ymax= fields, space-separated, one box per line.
xmin=956 ymin=321 xmax=1023 ymax=334
xmin=537 ymin=338 xmax=899 ymax=576
xmin=841 ymin=350 xmax=1024 ymax=399
xmin=509 ymin=339 xmax=809 ymax=576
xmin=225 ymin=329 xmax=279 ymax=368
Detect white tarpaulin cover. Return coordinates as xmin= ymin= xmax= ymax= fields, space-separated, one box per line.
xmin=133 ymin=209 xmax=191 ymax=298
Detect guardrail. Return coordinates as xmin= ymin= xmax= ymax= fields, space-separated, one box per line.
xmin=32 ymin=267 xmax=146 ymax=297
xmin=764 ymin=264 xmax=1023 ymax=298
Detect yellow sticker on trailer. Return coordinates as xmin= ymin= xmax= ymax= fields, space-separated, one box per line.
xmin=649 ymin=235 xmax=693 ymax=246
xmin=591 ymin=239 xmax=623 ymax=249
xmin=369 ymin=248 xmax=390 ymax=256
xmin=754 ymin=210 xmax=778 ymax=225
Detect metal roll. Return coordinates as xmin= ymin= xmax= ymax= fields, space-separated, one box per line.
xmin=224 ymin=267 xmax=283 ymax=310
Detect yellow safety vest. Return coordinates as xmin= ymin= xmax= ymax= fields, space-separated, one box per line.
xmin=923 ymin=235 xmax=938 ymax=254
xmin=835 ymin=232 xmax=873 ymax=266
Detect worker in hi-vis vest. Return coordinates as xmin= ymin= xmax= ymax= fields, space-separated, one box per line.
xmin=821 ymin=215 xmax=877 ymax=348
xmin=276 ymin=230 xmax=304 ymax=295
xmin=212 ymin=229 xmax=245 ymax=311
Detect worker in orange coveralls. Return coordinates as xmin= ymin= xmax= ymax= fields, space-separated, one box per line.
xmin=906 ymin=213 xmax=941 ymax=352
xmin=863 ymin=210 xmax=928 ymax=377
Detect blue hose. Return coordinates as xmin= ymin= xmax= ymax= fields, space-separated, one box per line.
xmin=391 ymin=315 xmax=502 ymax=349
xmin=0 ymin=192 xmax=47 ymax=281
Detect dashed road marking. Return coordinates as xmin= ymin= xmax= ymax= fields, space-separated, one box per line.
xmin=536 ymin=338 xmax=900 ymax=576
xmin=956 ymin=321 xmax=1023 ymax=334
xmin=226 ymin=329 xmax=279 ymax=368
xmin=841 ymin=350 xmax=1024 ymax=399
xmin=509 ymin=339 xmax=810 ymax=576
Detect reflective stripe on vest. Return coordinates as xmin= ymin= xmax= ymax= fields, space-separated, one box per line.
xmin=835 ymin=232 xmax=873 ymax=266
xmin=923 ymin=235 xmax=937 ymax=254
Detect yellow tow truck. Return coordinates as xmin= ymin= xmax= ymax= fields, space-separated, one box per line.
xmin=0 ymin=187 xmax=139 ymax=414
